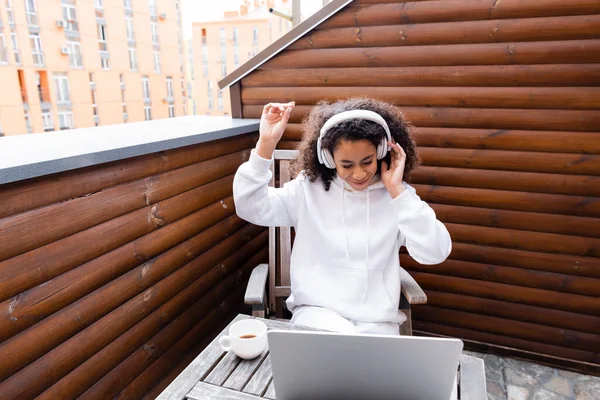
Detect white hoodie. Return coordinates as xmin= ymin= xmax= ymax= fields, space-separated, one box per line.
xmin=233 ymin=149 xmax=452 ymax=324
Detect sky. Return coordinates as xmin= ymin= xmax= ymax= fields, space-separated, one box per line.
xmin=181 ymin=0 xmax=325 ymax=39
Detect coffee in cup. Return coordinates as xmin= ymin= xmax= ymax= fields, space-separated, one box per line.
xmin=219 ymin=319 xmax=268 ymax=360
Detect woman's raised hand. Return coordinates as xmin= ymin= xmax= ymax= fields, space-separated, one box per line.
xmin=256 ymin=102 xmax=295 ymax=159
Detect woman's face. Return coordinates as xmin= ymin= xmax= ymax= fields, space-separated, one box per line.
xmin=333 ymin=139 xmax=378 ymax=191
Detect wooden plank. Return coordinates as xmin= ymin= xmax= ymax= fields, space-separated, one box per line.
xmin=0 ymin=151 xmax=245 ymax=263
xmin=409 ymin=271 xmax=600 ymax=316
xmin=402 ymin=256 xmax=600 ymax=297
xmin=140 ymin=314 xmax=232 ymax=400
xmin=247 ymin=105 xmax=600 ymax=132
xmin=244 ymin=264 xmax=268 ymax=304
xmin=400 ymin=267 xmax=427 ymax=304
xmin=412 ymin=127 xmax=600 ymax=154
xmin=320 ymin=0 xmax=600 ymax=29
xmin=188 ymin=382 xmax=263 ymax=400
xmin=444 ymin=222 xmax=600 ymax=258
xmin=418 ymin=148 xmax=600 ymax=176
xmin=412 ymin=166 xmax=600 ymax=197
xmin=0 ymin=134 xmax=255 ymax=219
xmin=243 ymin=86 xmax=600 ymax=110
xmin=291 ymin=15 xmax=600 ymax=49
xmin=415 ymin=305 xmax=600 ymax=352
xmin=279 ymin=160 xmax=292 ymax=288
xmin=245 ymin=64 xmax=600 ymax=88
xmin=282 ymin=124 xmax=600 ymax=154
xmin=0 ymin=227 xmax=266 ymax=389
xmin=0 ymin=177 xmax=235 ymax=303
xmin=424 ymin=290 xmax=600 ymax=336
xmin=155 ymin=314 xmax=249 ymax=400
xmin=459 ymin=355 xmax=487 ymax=400
xmin=243 ymin=355 xmax=273 ymax=396
xmin=264 ymin=380 xmax=276 ymax=399
xmin=205 ymin=351 xmax=243 ymax=386
xmin=414 ymin=321 xmax=600 ymax=374
xmin=230 ymin=82 xmax=243 ymax=118
xmin=264 ymin=40 xmax=600 ymax=69
xmin=0 ymin=204 xmax=241 ymax=342
xmin=431 ymin=203 xmax=600 ymax=239
xmin=274 ymin=286 xmax=292 ymax=298
xmin=412 ymin=184 xmax=600 ymax=218
xmin=80 ymin=250 xmax=268 ymax=400
xmin=450 ymin=242 xmax=600 ymax=279
xmin=37 ymin=262 xmax=254 ymax=400
xmin=223 ymin=350 xmax=269 ymax=391
xmin=119 ymin=302 xmax=246 ymax=400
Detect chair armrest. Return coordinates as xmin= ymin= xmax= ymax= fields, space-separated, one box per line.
xmin=245 ymin=263 xmax=269 ymax=305
xmin=400 ymin=267 xmax=427 ymax=305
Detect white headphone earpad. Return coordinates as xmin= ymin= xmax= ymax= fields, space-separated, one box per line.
xmin=323 ymin=149 xmax=336 ymax=169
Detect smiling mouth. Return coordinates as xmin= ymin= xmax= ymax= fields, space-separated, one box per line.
xmin=351 ymin=178 xmax=369 ymax=185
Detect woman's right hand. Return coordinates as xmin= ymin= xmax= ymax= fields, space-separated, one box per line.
xmin=256 ymin=102 xmax=295 ymax=159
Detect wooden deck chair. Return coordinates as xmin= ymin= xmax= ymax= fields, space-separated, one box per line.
xmin=244 ymin=150 xmax=427 ymax=335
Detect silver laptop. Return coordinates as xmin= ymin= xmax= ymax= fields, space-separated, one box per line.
xmin=268 ymin=330 xmax=463 ymax=400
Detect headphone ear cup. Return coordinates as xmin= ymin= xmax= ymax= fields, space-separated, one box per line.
xmin=323 ymin=148 xmax=336 ymax=169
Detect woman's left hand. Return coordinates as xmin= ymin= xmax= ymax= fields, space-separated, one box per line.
xmin=381 ymin=141 xmax=407 ymax=199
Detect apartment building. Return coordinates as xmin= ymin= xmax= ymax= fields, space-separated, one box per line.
xmin=188 ymin=0 xmax=292 ymax=117
xmin=0 ymin=0 xmax=185 ymax=136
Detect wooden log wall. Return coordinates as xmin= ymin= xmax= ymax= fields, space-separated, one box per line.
xmin=239 ymin=0 xmax=600 ymax=373
xmin=0 ymin=132 xmax=267 ymax=399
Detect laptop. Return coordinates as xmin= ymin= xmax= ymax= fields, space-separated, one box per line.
xmin=267 ymin=330 xmax=463 ymax=400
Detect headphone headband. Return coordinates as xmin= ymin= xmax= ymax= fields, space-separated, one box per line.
xmin=317 ymin=110 xmax=392 ymax=168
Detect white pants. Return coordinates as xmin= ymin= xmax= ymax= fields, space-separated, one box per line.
xmin=290 ymin=306 xmax=402 ymax=336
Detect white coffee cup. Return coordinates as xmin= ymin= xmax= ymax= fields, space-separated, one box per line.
xmin=219 ymin=319 xmax=268 ymax=360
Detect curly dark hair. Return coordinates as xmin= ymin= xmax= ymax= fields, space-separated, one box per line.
xmin=290 ymin=98 xmax=420 ymax=191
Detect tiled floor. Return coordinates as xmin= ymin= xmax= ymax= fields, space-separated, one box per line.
xmin=464 ymin=351 xmax=600 ymax=400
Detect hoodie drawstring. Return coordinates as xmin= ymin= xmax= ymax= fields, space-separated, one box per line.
xmin=363 ymin=186 xmax=370 ymax=302
xmin=341 ymin=184 xmax=350 ymax=259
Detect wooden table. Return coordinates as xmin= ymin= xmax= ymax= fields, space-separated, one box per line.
xmin=158 ymin=314 xmax=487 ymax=400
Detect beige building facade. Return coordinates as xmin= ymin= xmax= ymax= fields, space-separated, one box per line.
xmin=188 ymin=0 xmax=292 ymax=117
xmin=0 ymin=0 xmax=186 ymax=136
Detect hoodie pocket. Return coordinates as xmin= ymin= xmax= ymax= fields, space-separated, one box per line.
xmin=296 ymin=263 xmax=395 ymax=311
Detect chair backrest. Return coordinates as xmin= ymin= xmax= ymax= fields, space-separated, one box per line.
xmin=269 ymin=150 xmax=298 ymax=317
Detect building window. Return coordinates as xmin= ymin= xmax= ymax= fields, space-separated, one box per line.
xmin=181 ymin=78 xmax=185 ymax=97
xmin=207 ymin=80 xmax=213 ymax=111
xmin=0 ymin=34 xmax=7 ymax=65
xmin=120 ymin=73 xmax=127 ymax=120
xmin=97 ymin=23 xmax=108 ymax=51
xmin=253 ymin=27 xmax=259 ymax=56
xmin=151 ymin=22 xmax=159 ymax=45
xmin=166 ymin=76 xmax=173 ymax=99
xmin=148 ymin=0 xmax=156 ymax=16
xmin=218 ymin=90 xmax=223 ymax=110
xmin=233 ymin=28 xmax=239 ymax=69
xmin=192 ymin=99 xmax=196 ymax=115
xmin=6 ymin=0 xmax=14 ymax=24
xmin=67 ymin=41 xmax=83 ymax=68
xmin=153 ymin=50 xmax=161 ymax=73
xmin=29 ymin=33 xmax=43 ymax=66
xmin=58 ymin=111 xmax=74 ymax=130
xmin=168 ymin=104 xmax=175 ymax=118
xmin=142 ymin=75 xmax=150 ymax=101
xmin=53 ymin=73 xmax=71 ymax=104
xmin=24 ymin=111 xmax=32 ymax=133
xmin=201 ymin=29 xmax=208 ymax=77
xmin=144 ymin=105 xmax=152 ymax=120
xmin=125 ymin=17 xmax=135 ymax=41
xmin=11 ymin=32 xmax=21 ymax=65
xmin=0 ymin=119 xmax=3 ymax=136
xmin=62 ymin=3 xmax=78 ymax=32
xmin=25 ymin=0 xmax=37 ymax=26
xmin=94 ymin=0 xmax=103 ymax=9
xmin=128 ymin=47 xmax=137 ymax=71
xmin=187 ymin=81 xmax=192 ymax=98
xmin=220 ymin=28 xmax=226 ymax=77
xmin=42 ymin=111 xmax=54 ymax=131
xmin=124 ymin=0 xmax=132 ymax=10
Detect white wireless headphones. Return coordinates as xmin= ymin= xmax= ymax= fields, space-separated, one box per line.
xmin=316 ymin=109 xmax=392 ymax=169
